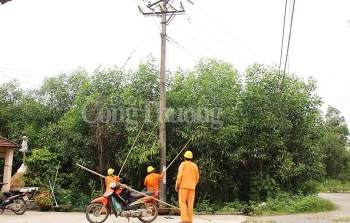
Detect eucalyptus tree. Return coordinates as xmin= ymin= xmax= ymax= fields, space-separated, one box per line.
xmin=236 ymin=64 xmax=324 ymax=201
xmin=167 ymin=59 xmax=242 ymax=203
xmin=322 ymin=106 xmax=350 ymax=180
xmin=0 ymin=80 xmax=52 ymax=172
xmin=43 ymin=57 xmax=162 ymax=193
xmin=4 ymin=58 xmax=344 ymax=207
xmin=0 ymin=80 xmax=24 ymax=138
xmin=37 ymin=68 xmax=89 ymax=123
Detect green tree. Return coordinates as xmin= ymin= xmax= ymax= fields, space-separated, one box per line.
xmin=167 ymin=59 xmax=242 ymax=204
xmin=236 ymin=64 xmax=324 ymax=201
xmin=24 ymin=148 xmax=60 ymax=187
xmin=2 ymin=58 xmax=347 ymax=208
xmin=322 ymin=106 xmax=350 ymax=180
xmin=37 ymin=68 xmax=89 ymax=123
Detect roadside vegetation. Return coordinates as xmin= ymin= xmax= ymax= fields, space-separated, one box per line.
xmin=320 ymin=179 xmax=350 ymax=193
xmin=193 ymin=192 xmax=338 ymax=216
xmin=0 ymin=56 xmax=349 ymax=214
xmin=250 ymin=193 xmax=337 ymax=215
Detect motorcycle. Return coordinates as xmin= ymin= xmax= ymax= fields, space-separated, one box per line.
xmin=0 ymin=182 xmax=37 ymax=215
xmin=86 ymin=181 xmax=159 ymax=223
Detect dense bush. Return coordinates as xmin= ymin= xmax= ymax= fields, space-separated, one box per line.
xmin=1 ymin=58 xmax=349 ymax=210
xmin=251 ymin=192 xmax=337 ymax=215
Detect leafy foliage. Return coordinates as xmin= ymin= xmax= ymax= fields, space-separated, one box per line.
xmin=0 ymin=57 xmax=349 ymax=211
xmin=23 ymin=148 xmax=59 ymax=187
xmin=252 ymin=192 xmax=337 ymax=215
xmin=322 ymin=106 xmax=350 ymax=180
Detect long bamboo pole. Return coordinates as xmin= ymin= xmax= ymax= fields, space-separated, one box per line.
xmin=164 ymin=138 xmax=192 ymax=172
xmin=75 ymin=163 xmax=211 ymax=221
xmin=165 ymin=125 xmax=200 ymax=172
xmin=118 ymin=121 xmax=146 ymax=177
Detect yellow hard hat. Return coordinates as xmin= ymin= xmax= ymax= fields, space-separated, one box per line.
xmin=147 ymin=166 xmax=155 ymax=173
xmin=107 ymin=168 xmax=114 ymax=175
xmin=184 ymin=151 xmax=193 ymax=159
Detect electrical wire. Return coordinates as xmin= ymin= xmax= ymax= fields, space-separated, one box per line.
xmin=138 ymin=0 xmax=228 ymax=61
xmin=282 ymin=0 xmax=296 ymax=75
xmin=0 ymin=69 xmax=48 ymax=78
xmin=278 ymin=0 xmax=288 ymax=73
xmin=172 ymin=23 xmax=221 ymax=58
xmin=122 ymin=22 xmax=156 ymax=69
xmin=0 ymin=67 xmax=61 ymax=88
xmin=0 ymin=72 xmax=41 ymax=87
xmin=191 ymin=20 xmax=248 ymax=62
xmin=192 ymin=2 xmax=259 ymax=60
xmin=278 ymin=0 xmax=296 ymax=90
xmin=166 ymin=35 xmax=199 ymax=59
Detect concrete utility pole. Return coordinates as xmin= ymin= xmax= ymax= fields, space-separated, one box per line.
xmin=138 ymin=0 xmax=185 ymax=208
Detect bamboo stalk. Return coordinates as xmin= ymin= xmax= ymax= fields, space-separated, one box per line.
xmin=118 ymin=121 xmax=146 ymax=177
xmin=164 ymin=138 xmax=192 ymax=172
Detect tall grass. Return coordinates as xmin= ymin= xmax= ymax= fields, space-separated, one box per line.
xmin=252 ymin=192 xmax=337 ymax=215
xmin=320 ymin=179 xmax=350 ymax=193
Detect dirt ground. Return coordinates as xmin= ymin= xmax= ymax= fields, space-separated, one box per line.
xmin=0 ymin=211 xmax=246 ymax=223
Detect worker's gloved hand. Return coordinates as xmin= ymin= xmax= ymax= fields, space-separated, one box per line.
xmin=175 ymin=185 xmax=179 ymax=192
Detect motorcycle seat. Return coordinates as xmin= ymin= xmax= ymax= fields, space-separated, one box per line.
xmin=9 ymin=189 xmax=21 ymax=193
xmin=3 ymin=192 xmax=11 ymax=197
xmin=129 ymin=190 xmax=155 ymax=199
xmin=10 ymin=187 xmax=39 ymax=193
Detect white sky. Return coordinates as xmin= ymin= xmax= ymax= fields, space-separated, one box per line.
xmin=0 ymin=0 xmax=350 ymax=125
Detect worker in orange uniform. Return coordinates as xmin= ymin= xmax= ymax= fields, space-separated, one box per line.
xmin=144 ymin=166 xmax=165 ymax=205
xmin=144 ymin=166 xmax=165 ymax=192
xmin=105 ymin=168 xmax=121 ymax=193
xmin=175 ymin=151 xmax=199 ymax=223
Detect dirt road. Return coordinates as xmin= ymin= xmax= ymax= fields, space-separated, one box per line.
xmin=244 ymin=193 xmax=350 ymax=223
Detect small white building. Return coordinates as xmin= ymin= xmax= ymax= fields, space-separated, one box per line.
xmin=0 ymin=135 xmax=21 ymax=192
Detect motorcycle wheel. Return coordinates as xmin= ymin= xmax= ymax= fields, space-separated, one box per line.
xmin=138 ymin=202 xmax=158 ymax=223
xmin=12 ymin=198 xmax=27 ymax=215
xmin=86 ymin=203 xmax=110 ymax=223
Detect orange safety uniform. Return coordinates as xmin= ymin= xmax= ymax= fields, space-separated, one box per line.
xmin=144 ymin=172 xmax=165 ymax=192
xmin=175 ymin=160 xmax=199 ymax=223
xmin=105 ymin=175 xmax=122 ymax=194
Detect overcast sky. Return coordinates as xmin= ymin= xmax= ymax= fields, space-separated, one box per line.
xmin=0 ymin=0 xmax=349 ymax=125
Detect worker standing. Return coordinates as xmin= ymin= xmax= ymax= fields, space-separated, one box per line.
xmin=175 ymin=151 xmax=199 ymax=223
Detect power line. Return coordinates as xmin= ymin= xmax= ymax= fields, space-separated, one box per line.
xmin=279 ymin=0 xmax=296 ymax=90
xmin=282 ymin=0 xmax=296 ymax=75
xmin=0 ymin=69 xmax=46 ymax=78
xmin=191 ymin=20 xmax=248 ymax=62
xmin=122 ymin=22 xmax=156 ymax=69
xmin=192 ymin=2 xmax=259 ymax=60
xmin=166 ymin=35 xmax=199 ymax=59
xmin=172 ymin=23 xmax=221 ymax=58
xmin=278 ymin=0 xmax=288 ymax=73
xmin=0 ymin=72 xmax=41 ymax=87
